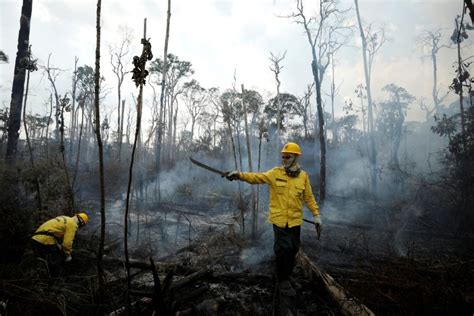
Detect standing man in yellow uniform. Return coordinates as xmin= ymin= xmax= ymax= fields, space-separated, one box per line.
xmin=225 ymin=142 xmax=322 ymax=296
xmin=31 ymin=213 xmax=88 ymax=272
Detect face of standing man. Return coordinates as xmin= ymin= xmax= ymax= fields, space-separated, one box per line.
xmin=281 ymin=153 xmax=297 ymax=169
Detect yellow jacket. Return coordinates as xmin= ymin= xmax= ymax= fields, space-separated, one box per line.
xmin=31 ymin=216 xmax=79 ymax=256
xmin=238 ymin=167 xmax=319 ymax=228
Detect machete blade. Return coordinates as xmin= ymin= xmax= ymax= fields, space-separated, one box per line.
xmin=189 ymin=157 xmax=227 ymax=177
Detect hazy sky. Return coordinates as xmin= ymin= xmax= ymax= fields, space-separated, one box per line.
xmin=0 ymin=0 xmax=468 ymax=126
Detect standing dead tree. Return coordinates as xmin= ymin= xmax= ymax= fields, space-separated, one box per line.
xmin=43 ymin=54 xmax=64 ymax=142
xmin=58 ymin=95 xmax=75 ymax=214
xmin=417 ymin=30 xmax=450 ymax=120
xmin=241 ymin=84 xmax=257 ymax=239
xmin=21 ymin=46 xmax=40 ymax=209
xmin=125 ymin=19 xmax=153 ymax=312
xmin=220 ymin=89 xmax=246 ymax=232
xmin=93 ymin=0 xmax=106 ymax=300
xmin=355 ymin=0 xmax=386 ymax=194
xmin=155 ymin=0 xmax=172 ymax=202
xmin=69 ymin=56 xmax=79 ymax=160
xmin=269 ymin=51 xmax=286 ymax=149
xmin=286 ymin=0 xmax=351 ymax=203
xmin=109 ymin=26 xmax=132 ymax=162
xmin=328 ymin=53 xmax=344 ymax=145
xmin=293 ymin=83 xmax=315 ymax=140
xmin=5 ymin=0 xmax=33 ymax=165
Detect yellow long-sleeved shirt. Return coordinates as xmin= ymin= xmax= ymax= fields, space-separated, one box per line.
xmin=31 ymin=216 xmax=79 ymax=256
xmin=238 ymin=167 xmax=319 ymax=228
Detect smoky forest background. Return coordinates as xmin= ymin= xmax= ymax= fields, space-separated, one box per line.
xmin=0 ymin=0 xmax=473 ymax=315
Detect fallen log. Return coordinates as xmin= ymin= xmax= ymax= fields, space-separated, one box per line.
xmin=211 ymin=271 xmax=272 ymax=284
xmin=169 ymin=268 xmax=211 ymax=291
xmin=101 ymin=256 xmax=186 ymax=273
xmin=297 ymin=251 xmax=375 ymax=316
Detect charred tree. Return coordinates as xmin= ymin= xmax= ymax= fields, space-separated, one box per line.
xmin=58 ymin=95 xmax=75 ymax=214
xmin=94 ymin=0 xmax=106 ymax=299
xmin=5 ymin=0 xmax=33 ymax=165
xmin=125 ymin=19 xmax=153 ymax=312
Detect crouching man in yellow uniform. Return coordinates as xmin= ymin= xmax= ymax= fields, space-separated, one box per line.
xmin=225 ymin=142 xmax=322 ymax=296
xmin=31 ymin=213 xmax=88 ymax=274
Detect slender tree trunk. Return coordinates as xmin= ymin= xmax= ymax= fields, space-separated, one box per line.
xmin=172 ymin=102 xmax=178 ymax=160
xmin=241 ymin=85 xmax=256 ymax=238
xmin=46 ymin=94 xmax=53 ymax=161
xmin=310 ymin=58 xmax=326 ymax=204
xmin=69 ymin=56 xmax=78 ymax=160
xmin=299 ymin=1 xmax=327 ymax=204
xmin=59 ymin=97 xmax=75 ymax=214
xmin=6 ymin=0 xmax=33 ymax=165
xmin=226 ymin=118 xmax=244 ymax=234
xmin=330 ymin=53 xmax=337 ymax=145
xmin=94 ymin=0 xmax=106 ymax=299
xmin=156 ymin=0 xmax=171 ymax=202
xmin=355 ymin=0 xmax=377 ymax=193
xmin=431 ymin=48 xmax=440 ymax=114
xmin=118 ymin=99 xmax=125 ymax=161
xmin=256 ymin=124 xmax=263 ymax=238
xmin=22 ymin=50 xmax=41 ymax=210
xmin=117 ymin=79 xmax=122 ymax=158
xmin=73 ymin=105 xmax=84 ymax=188
xmin=45 ymin=54 xmax=61 ymax=142
xmin=125 ymin=19 xmax=152 ymax=314
xmin=455 ymin=15 xmax=466 ymax=144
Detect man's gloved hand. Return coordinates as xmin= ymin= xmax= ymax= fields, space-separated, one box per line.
xmin=64 ymin=255 xmax=72 ymax=263
xmin=314 ymin=215 xmax=322 ymax=240
xmin=224 ymin=170 xmax=240 ymax=181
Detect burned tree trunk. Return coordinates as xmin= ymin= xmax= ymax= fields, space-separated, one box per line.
xmin=125 ymin=19 xmax=153 ymax=313
xmin=94 ymin=0 xmax=106 ymax=297
xmin=5 ymin=0 xmax=33 ymax=164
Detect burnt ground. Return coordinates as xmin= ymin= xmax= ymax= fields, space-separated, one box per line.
xmin=1 ymin=194 xmax=473 ymax=315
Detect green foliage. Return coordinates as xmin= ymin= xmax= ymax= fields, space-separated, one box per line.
xmin=377 ymin=84 xmax=414 ymax=141
xmin=431 ymin=113 xmax=457 ymax=140
xmin=220 ymin=88 xmax=263 ymax=124
xmin=149 ymin=53 xmax=194 ymax=84
xmin=76 ymin=65 xmax=104 ymax=105
xmin=434 ymin=106 xmax=474 ymax=165
xmin=220 ymin=90 xmax=242 ymax=123
xmin=264 ymin=93 xmax=300 ymax=131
